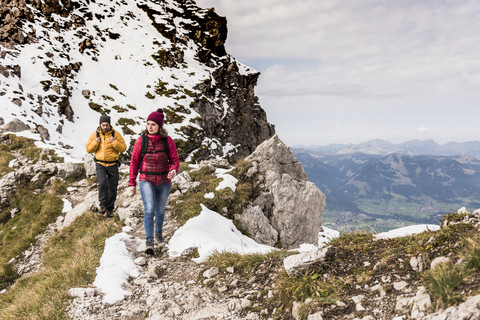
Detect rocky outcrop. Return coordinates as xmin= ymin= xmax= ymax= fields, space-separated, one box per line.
xmin=1 ymin=118 xmax=30 ymax=132
xmin=0 ymin=171 xmax=25 ymax=210
xmin=237 ymin=134 xmax=326 ymax=249
xmin=0 ymin=0 xmax=75 ymax=49
xmin=191 ymin=58 xmax=275 ymax=161
xmin=83 ymin=154 xmax=96 ymax=177
xmin=2 ymin=0 xmax=273 ymax=162
xmin=147 ymin=1 xmax=275 ymax=162
xmin=421 ymin=294 xmax=480 ymax=320
xmin=0 ymin=147 xmax=84 ymax=211
xmin=235 ymin=205 xmax=278 ymax=246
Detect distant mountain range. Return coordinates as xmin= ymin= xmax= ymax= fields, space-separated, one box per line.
xmin=292 ymin=140 xmax=480 ymax=231
xmin=293 ymin=139 xmax=480 ymax=159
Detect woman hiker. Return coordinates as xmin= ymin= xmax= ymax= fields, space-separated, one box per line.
xmin=128 ymin=108 xmax=180 ymax=254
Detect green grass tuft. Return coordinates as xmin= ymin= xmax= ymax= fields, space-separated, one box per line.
xmin=0 ymin=211 xmax=120 ymax=319
xmin=423 ymin=263 xmax=466 ymax=308
xmin=0 ymin=151 xmax=14 ymax=177
xmin=0 ymin=188 xmax=63 ymax=290
xmin=207 ymin=250 xmax=292 ymax=276
xmin=277 ymin=270 xmax=339 ymax=315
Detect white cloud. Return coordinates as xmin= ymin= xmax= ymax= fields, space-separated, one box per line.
xmin=197 ymin=0 xmax=480 ymax=145
xmin=417 ymin=126 xmax=432 ymax=133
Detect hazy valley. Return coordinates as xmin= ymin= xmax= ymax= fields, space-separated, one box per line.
xmin=293 ymin=140 xmax=480 ymax=232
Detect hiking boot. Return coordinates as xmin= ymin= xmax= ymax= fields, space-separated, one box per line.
xmin=98 ymin=207 xmax=106 ymax=215
xmin=105 ymin=210 xmax=113 ymax=218
xmin=145 ymin=238 xmax=154 ymax=255
xmin=155 ymin=233 xmax=164 ymax=243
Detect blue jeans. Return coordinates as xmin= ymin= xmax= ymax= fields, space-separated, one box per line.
xmin=139 ymin=180 xmax=171 ymax=240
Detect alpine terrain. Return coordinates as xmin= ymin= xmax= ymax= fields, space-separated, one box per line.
xmin=1 ymin=1 xmax=480 ymax=320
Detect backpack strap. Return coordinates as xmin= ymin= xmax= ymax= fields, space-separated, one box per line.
xmin=162 ymin=137 xmax=173 ymax=165
xmin=94 ymin=128 xmax=120 ymax=165
xmin=139 ymin=134 xmax=149 ymax=169
xmin=96 ymin=128 xmax=115 ymax=138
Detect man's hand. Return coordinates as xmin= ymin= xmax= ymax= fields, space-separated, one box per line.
xmin=130 ymin=186 xmax=136 ymax=195
xmin=110 ymin=136 xmax=116 ymax=143
xmin=95 ymin=137 xmax=101 ymax=144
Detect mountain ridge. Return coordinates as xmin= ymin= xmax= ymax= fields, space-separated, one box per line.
xmin=293 ymin=148 xmax=480 ymax=231
xmin=1 ymin=0 xmax=274 ymax=163
xmin=293 ymin=139 xmax=480 ymax=159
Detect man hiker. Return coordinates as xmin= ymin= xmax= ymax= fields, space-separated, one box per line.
xmin=86 ymin=115 xmax=127 ymax=217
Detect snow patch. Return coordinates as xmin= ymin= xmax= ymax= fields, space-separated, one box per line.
xmin=375 ymin=224 xmax=440 ymax=239
xmin=168 ymin=204 xmax=274 ymax=263
xmin=93 ymin=232 xmax=140 ymax=304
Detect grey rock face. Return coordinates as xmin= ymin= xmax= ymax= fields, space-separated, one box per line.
xmin=56 ymin=162 xmax=84 ymax=179
xmin=83 ymin=154 xmax=96 ymax=177
xmin=421 ymin=293 xmax=480 ymax=320
xmin=234 ymin=205 xmax=278 ymax=246
xmin=1 ymin=118 xmax=30 ymax=132
xmin=172 ymin=171 xmax=201 ymax=194
xmin=245 ymin=134 xmax=326 ymax=248
xmin=410 ymin=253 xmax=426 ymax=272
xmin=36 ymin=124 xmax=50 ymax=141
xmin=189 ymin=59 xmax=275 ymax=161
xmin=0 ymin=171 xmax=25 ymax=209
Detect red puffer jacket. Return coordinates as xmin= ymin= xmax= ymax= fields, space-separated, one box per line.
xmin=129 ymin=134 xmax=180 ymax=186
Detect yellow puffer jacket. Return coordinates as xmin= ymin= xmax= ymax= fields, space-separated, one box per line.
xmin=85 ymin=127 xmax=127 ymax=166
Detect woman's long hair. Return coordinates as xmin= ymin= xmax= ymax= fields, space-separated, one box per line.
xmin=141 ymin=127 xmax=168 ymax=137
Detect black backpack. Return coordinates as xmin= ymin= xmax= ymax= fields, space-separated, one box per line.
xmin=94 ymin=129 xmax=120 ymax=165
xmin=139 ymin=134 xmax=173 ymax=176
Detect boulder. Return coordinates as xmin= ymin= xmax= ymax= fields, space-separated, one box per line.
xmin=56 ymin=162 xmax=84 ymax=179
xmin=33 ymin=162 xmax=57 ymax=175
xmin=83 ymin=153 xmax=96 ymax=177
xmin=172 ymin=171 xmax=201 ymax=194
xmin=410 ymin=286 xmax=431 ymax=318
xmin=234 ymin=205 xmax=278 ymax=246
xmin=410 ymin=253 xmax=426 ymax=272
xmin=36 ymin=124 xmax=50 ymax=141
xmin=421 ymin=293 xmax=480 ymax=320
xmin=60 ymin=191 xmax=97 ymax=229
xmin=0 ymin=168 xmax=31 ymax=205
xmin=283 ymin=246 xmax=333 ymax=276
xmin=0 ymin=171 xmax=24 ymax=209
xmin=431 ymin=256 xmax=450 ymax=269
xmin=245 ymin=134 xmax=326 ymax=248
xmin=2 ymin=118 xmax=29 ymax=132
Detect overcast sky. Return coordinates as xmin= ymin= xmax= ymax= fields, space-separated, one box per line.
xmin=195 ymin=0 xmax=480 ymax=146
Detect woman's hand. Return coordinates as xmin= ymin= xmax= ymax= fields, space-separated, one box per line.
xmin=130 ymin=186 xmax=136 ymax=195
xmin=167 ymin=170 xmax=176 ymax=180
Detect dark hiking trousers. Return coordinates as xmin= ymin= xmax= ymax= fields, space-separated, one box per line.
xmin=96 ymin=163 xmax=119 ymax=211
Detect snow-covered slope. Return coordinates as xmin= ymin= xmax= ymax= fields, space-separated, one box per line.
xmin=1 ymin=0 xmax=274 ymax=162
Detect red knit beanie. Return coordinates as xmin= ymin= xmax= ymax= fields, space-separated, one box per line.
xmin=147 ymin=108 xmax=164 ymax=127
